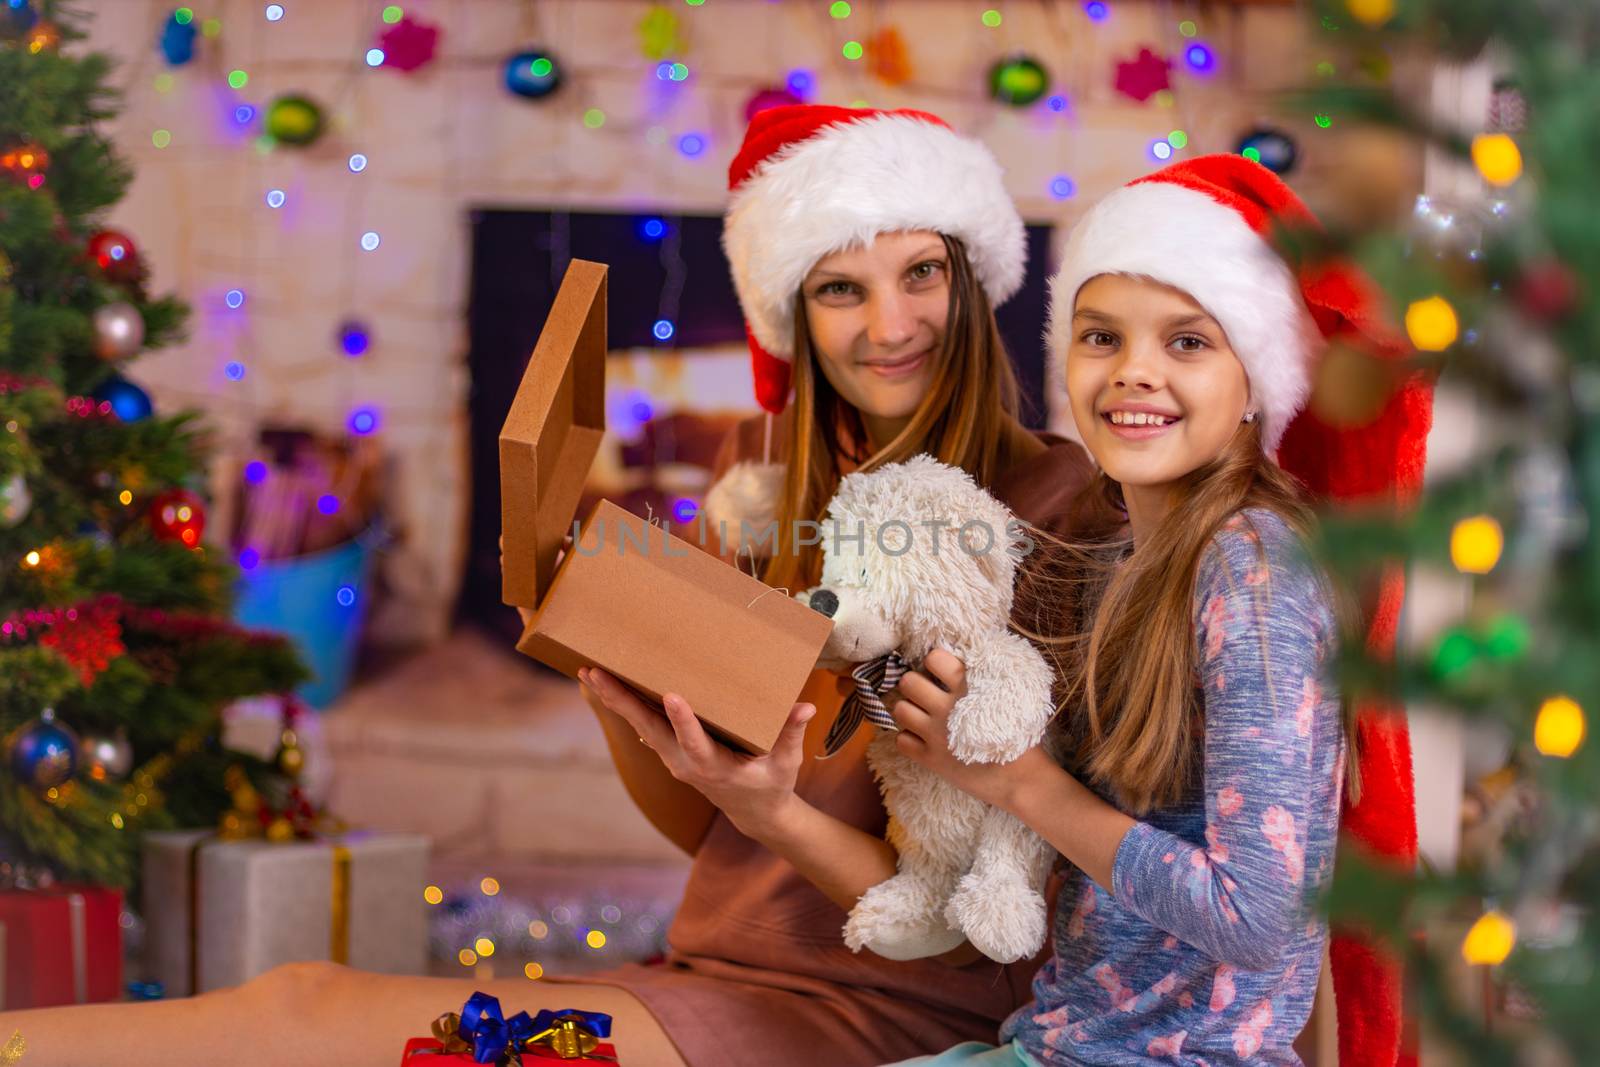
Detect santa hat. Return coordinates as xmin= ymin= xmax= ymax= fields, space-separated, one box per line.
xmin=707 ymin=105 xmax=1026 ymax=543
xmin=1049 ymin=154 xmax=1435 ymax=1067
xmin=725 ymin=104 xmax=1027 ymax=415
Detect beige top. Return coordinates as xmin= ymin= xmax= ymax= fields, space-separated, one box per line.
xmin=563 ymin=416 xmax=1098 ymax=1067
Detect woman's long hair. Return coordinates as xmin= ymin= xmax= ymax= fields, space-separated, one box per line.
xmin=760 ymin=234 xmax=1028 ymax=593
xmin=1016 ymin=420 xmax=1364 ymax=814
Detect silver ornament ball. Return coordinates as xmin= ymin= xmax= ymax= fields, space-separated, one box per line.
xmin=82 ymin=729 xmax=135 ymax=780
xmin=93 ymin=302 xmax=146 ymax=360
xmin=1 ymin=471 xmax=30 ymax=528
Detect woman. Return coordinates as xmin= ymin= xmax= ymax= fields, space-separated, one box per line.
xmin=875 ymin=156 xmax=1431 ymax=1066
xmin=9 ymin=105 xmax=1098 ymax=1066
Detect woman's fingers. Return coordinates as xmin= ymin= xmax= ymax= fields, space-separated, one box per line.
xmin=772 ymin=703 xmax=816 ymax=759
xmin=661 ymin=694 xmax=720 ymax=766
xmin=582 ymin=669 xmax=677 ymax=752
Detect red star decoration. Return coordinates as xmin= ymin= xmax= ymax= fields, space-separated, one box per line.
xmin=378 ymin=15 xmax=441 ymax=74
xmin=1114 ymin=47 xmax=1172 ymax=103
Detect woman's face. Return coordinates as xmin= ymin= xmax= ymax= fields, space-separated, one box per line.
xmin=1064 ymin=273 xmax=1251 ymax=491
xmin=800 ymin=230 xmax=949 ymax=429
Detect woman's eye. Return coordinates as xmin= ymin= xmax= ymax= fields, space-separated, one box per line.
xmin=817 ymin=281 xmax=854 ymax=298
xmin=909 ymin=260 xmax=944 ymax=282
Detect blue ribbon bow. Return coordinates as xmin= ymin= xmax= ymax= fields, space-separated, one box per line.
xmin=459 ymin=992 xmax=537 ymax=1064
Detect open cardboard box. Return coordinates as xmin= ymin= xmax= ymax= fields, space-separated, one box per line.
xmin=500 ymin=259 xmax=833 ymax=754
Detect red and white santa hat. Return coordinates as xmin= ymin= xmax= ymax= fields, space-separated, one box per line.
xmin=1051 ymin=153 xmax=1436 ymax=1067
xmin=1049 ymin=153 xmax=1405 ymax=456
xmin=725 ymin=104 xmax=1027 ymax=414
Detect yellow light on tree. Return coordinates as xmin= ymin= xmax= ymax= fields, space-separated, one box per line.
xmin=524 ymin=961 xmax=544 ymax=979
xmin=586 ymin=929 xmax=607 ymax=949
xmin=1450 ymin=515 xmax=1504 ymax=574
xmin=1405 ymin=295 xmax=1459 ymax=351
xmin=1471 ymin=133 xmax=1523 ymax=186
xmin=474 ymin=937 xmax=495 ymax=957
xmin=480 ymin=876 xmax=500 ymax=896
xmin=1461 ymin=909 xmax=1515 ymax=965
xmin=1345 ymin=0 xmax=1395 ymax=27
xmin=1534 ymin=695 xmax=1586 ymax=758
xmin=458 ymin=948 xmax=478 ymax=966
xmin=423 ymin=885 xmax=443 ymax=905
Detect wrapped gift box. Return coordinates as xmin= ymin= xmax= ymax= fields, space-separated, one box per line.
xmin=500 ymin=259 xmax=832 ymax=755
xmin=399 ymin=997 xmax=621 ymax=1065
xmin=399 ymin=1036 xmax=623 ymax=1064
xmin=142 ymin=829 xmax=428 ymax=996
xmin=0 ymin=885 xmax=123 ymax=1010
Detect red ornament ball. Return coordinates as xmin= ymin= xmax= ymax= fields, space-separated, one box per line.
xmin=87 ymin=230 xmax=141 ymax=284
xmin=744 ymin=87 xmax=802 ymax=124
xmin=1514 ymin=259 xmax=1580 ymax=322
xmin=149 ymin=488 xmax=206 ymax=547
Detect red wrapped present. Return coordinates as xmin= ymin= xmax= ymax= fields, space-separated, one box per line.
xmin=399 ymin=993 xmax=619 ymax=1064
xmin=0 ymin=885 xmax=123 ymax=1010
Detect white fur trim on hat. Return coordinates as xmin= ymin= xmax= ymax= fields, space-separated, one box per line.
xmin=724 ymin=113 xmax=1026 ymax=361
xmin=703 ymin=460 xmax=784 ymax=558
xmin=1045 ymin=182 xmax=1322 ymax=453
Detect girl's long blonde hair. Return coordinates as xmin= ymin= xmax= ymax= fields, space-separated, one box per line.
xmin=1016 ymin=420 xmax=1363 ymax=814
xmin=761 ymin=234 xmax=1030 ymax=593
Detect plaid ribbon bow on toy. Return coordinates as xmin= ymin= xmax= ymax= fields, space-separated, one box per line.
xmin=821 ymin=651 xmax=908 ymax=757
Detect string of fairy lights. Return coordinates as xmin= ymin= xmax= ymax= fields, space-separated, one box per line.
xmin=121 ymin=0 xmax=1294 ymax=446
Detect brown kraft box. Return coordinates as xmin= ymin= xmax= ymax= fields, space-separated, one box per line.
xmin=499 ymin=259 xmax=832 ymax=754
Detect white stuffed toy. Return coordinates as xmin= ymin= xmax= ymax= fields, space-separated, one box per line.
xmin=796 ymin=454 xmax=1057 ymax=964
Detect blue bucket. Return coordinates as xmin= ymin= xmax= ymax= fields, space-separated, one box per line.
xmin=233 ymin=530 xmax=380 ymax=709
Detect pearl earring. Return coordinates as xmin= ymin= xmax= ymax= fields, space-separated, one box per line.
xmin=1242 ymin=410 xmax=1257 ymax=424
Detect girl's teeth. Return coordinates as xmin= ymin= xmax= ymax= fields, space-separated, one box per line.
xmin=1110 ymin=411 xmax=1171 ymax=426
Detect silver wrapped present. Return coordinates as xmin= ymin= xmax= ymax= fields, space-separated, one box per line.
xmin=142 ymin=829 xmax=429 ymax=996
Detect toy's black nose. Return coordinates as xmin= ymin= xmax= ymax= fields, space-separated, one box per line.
xmin=808 ymin=589 xmax=839 ymax=618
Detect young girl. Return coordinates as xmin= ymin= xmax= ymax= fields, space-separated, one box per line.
xmin=877 ymin=156 xmax=1431 ymax=1066
xmin=10 ymin=107 xmax=1098 ymax=1067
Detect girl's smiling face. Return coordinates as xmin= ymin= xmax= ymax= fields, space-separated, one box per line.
xmin=800 ymin=230 xmax=949 ymax=436
xmin=1065 ymin=273 xmax=1252 ymax=494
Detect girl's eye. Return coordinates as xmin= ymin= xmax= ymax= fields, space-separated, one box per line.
xmin=1081 ymin=330 xmax=1117 ymax=348
xmin=1172 ymin=334 xmax=1208 ymax=354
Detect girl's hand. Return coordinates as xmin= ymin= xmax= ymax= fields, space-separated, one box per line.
xmin=579 ymin=667 xmax=815 ymax=841
xmin=889 ymin=648 xmax=1051 ymax=814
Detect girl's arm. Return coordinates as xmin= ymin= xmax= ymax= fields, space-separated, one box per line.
xmin=895 ymin=522 xmax=1338 ymax=971
xmin=1093 ymin=522 xmax=1340 ymax=970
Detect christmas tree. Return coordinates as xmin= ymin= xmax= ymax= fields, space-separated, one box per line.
xmin=1301 ymin=0 xmax=1598 ymax=1062
xmin=1 ymin=2 xmax=304 ymax=890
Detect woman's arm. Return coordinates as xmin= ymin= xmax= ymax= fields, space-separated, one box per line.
xmin=578 ymin=680 xmax=719 ymax=856
xmin=585 ymin=669 xmax=985 ymax=966
xmin=581 ymin=668 xmax=899 ymax=914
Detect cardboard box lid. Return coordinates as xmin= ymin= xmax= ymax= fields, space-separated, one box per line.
xmin=499 ymin=259 xmax=607 ymax=609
